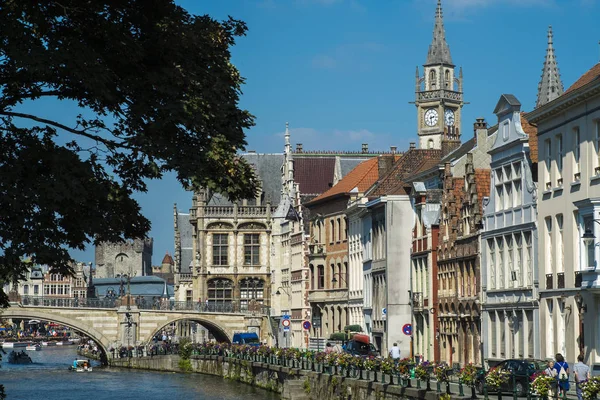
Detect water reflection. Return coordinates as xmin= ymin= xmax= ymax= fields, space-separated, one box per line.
xmin=2 ymin=346 xmax=279 ymax=400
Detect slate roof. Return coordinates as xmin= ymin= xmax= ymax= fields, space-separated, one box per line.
xmin=536 ymin=26 xmax=564 ymax=108
xmin=565 ymin=63 xmax=600 ymax=94
xmin=208 ymin=153 xmax=285 ymax=206
xmin=426 ymin=0 xmax=453 ymax=66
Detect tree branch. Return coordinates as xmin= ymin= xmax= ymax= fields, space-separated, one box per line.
xmin=0 ymin=111 xmax=133 ymax=149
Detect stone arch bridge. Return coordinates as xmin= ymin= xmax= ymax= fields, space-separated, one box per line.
xmin=2 ymin=301 xmax=268 ymax=358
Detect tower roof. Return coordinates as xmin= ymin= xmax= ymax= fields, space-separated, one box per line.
xmin=425 ymin=0 xmax=453 ymax=66
xmin=161 ymin=252 xmax=174 ymax=265
xmin=535 ymin=25 xmax=564 ymax=108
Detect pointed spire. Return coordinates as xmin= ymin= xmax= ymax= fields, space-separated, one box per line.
xmin=426 ymin=0 xmax=453 ymax=66
xmin=536 ymin=25 xmax=564 ymax=108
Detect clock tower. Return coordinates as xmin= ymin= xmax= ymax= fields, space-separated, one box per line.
xmin=415 ymin=0 xmax=463 ymax=152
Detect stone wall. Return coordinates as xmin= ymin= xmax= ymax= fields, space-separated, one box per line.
xmin=110 ymin=355 xmax=466 ymax=400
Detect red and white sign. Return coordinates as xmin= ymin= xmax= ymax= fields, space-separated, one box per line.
xmin=282 ymin=319 xmax=291 ymax=327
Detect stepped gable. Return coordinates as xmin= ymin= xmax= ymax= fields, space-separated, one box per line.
xmin=367 ymin=149 xmax=442 ymax=197
xmin=474 ymin=169 xmax=491 ymax=207
xmin=520 ymin=113 xmax=538 ymax=163
xmin=564 ymin=63 xmax=600 ymax=94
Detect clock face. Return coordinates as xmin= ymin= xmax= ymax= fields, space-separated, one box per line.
xmin=424 ymin=109 xmax=438 ymax=127
xmin=444 ymin=109 xmax=455 ymax=126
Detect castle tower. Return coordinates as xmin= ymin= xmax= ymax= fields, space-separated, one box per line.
xmin=415 ymin=0 xmax=463 ymax=150
xmin=535 ymin=25 xmax=564 ymax=108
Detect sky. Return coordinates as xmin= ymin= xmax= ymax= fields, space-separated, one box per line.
xmin=67 ymin=0 xmax=600 ymax=265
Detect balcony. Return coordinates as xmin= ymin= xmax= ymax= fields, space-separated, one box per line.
xmin=307 ymin=288 xmax=348 ymax=304
xmin=546 ymin=274 xmax=553 ymax=290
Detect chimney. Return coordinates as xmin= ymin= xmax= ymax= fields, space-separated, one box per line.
xmin=390 ymin=146 xmax=397 ymax=154
xmin=362 ymin=143 xmax=369 ymax=153
xmin=409 ymin=142 xmax=416 ymax=150
xmin=378 ymin=154 xmax=394 ymax=178
xmin=296 ymin=143 xmax=303 ymax=153
xmin=473 ymin=117 xmax=488 ymax=146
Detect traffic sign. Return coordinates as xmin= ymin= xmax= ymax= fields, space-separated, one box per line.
xmin=302 ymin=320 xmax=312 ymax=330
xmin=282 ymin=319 xmax=291 ymax=327
xmin=382 ymin=308 xmax=387 ymax=315
xmin=312 ymin=315 xmax=321 ymax=329
xmin=283 ymin=314 xmax=290 ymax=320
xmin=402 ymin=324 xmax=412 ymax=336
xmin=283 ymin=326 xmax=290 ymax=332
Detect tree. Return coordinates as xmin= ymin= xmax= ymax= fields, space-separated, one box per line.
xmin=0 ymin=0 xmax=259 ymax=304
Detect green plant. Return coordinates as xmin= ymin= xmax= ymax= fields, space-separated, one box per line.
xmin=344 ymin=325 xmax=363 ymax=332
xmin=434 ymin=363 xmax=452 ymax=383
xmin=530 ymin=373 xmax=556 ymax=397
xmin=380 ymin=358 xmax=395 ymax=375
xmin=178 ymin=338 xmax=193 ymax=360
xmin=415 ymin=362 xmax=432 ymax=381
xmin=485 ymin=367 xmax=509 ymax=390
xmin=439 ymin=394 xmax=451 ymax=400
xmin=581 ymin=376 xmax=600 ymax=400
xmin=329 ymin=332 xmax=346 ymax=341
xmin=458 ymin=363 xmax=479 ymax=387
xmin=303 ymin=377 xmax=312 ymax=394
xmin=178 ymin=358 xmax=192 ymax=372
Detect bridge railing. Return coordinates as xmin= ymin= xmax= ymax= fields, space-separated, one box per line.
xmin=16 ymin=296 xmax=269 ymax=315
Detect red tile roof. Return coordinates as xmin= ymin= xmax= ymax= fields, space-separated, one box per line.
xmin=308 ymin=158 xmax=379 ymax=204
xmin=161 ymin=253 xmax=174 ymax=265
xmin=565 ymin=63 xmax=600 ymax=94
xmin=520 ymin=113 xmax=538 ymax=164
xmin=295 ymin=158 xmax=336 ymax=195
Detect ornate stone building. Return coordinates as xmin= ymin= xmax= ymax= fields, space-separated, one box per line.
xmin=95 ymin=239 xmax=153 ymax=278
xmin=481 ymin=95 xmax=539 ymax=363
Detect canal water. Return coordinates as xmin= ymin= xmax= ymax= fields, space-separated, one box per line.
xmin=1 ymin=346 xmax=280 ymax=400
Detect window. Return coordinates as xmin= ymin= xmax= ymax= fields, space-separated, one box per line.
xmin=330 ymin=220 xmax=335 ymax=243
xmin=503 ymin=121 xmax=509 ymax=140
xmin=513 ymin=162 xmax=522 ymax=207
xmin=515 ymin=233 xmax=523 ymax=286
xmin=526 ymin=310 xmax=534 ymax=358
xmin=525 ymin=232 xmax=533 ymax=286
xmin=497 ymin=237 xmax=504 ymax=288
xmin=445 ymin=69 xmax=450 ymax=87
xmin=186 ymin=290 xmax=193 ymax=303
xmin=490 ymin=312 xmax=497 ymax=357
xmin=430 ymin=69 xmax=436 ymax=89
xmin=556 ymin=214 xmax=564 ymax=272
xmin=309 ymin=265 xmax=314 ymax=290
xmin=428 ymin=139 xmax=434 ymax=149
xmin=207 ymin=279 xmax=233 ymax=308
xmin=212 ymin=234 xmax=228 ymax=265
xmin=499 ymin=312 xmax=506 ymax=358
xmin=556 ymin=134 xmax=563 ymax=185
xmin=33 ymin=285 xmax=39 ymax=295
xmin=545 ymin=139 xmax=552 ymax=187
xmin=244 ymin=234 xmax=260 ymax=265
xmin=318 ymin=265 xmax=325 ymax=289
xmin=337 ymin=218 xmax=342 ymax=242
xmin=545 ymin=217 xmax=553 ymax=274
xmin=330 ymin=264 xmax=335 ymax=288
xmin=239 ymin=278 xmax=264 ymax=311
xmin=507 ymin=235 xmax=514 ymax=287
xmin=573 ymin=127 xmax=581 ymax=180
xmin=488 ymin=239 xmax=496 ymax=289
xmin=23 ymin=285 xmax=29 ymax=295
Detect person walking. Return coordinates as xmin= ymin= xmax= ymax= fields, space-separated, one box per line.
xmin=553 ymin=353 xmax=570 ymax=398
xmin=389 ymin=342 xmax=401 ymax=365
xmin=545 ymin=360 xmax=558 ymax=398
xmin=573 ymin=354 xmax=591 ymax=400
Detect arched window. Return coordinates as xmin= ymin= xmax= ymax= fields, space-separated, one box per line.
xmin=428 ymin=139 xmax=434 ymax=149
xmin=430 ymin=70 xmax=437 ymax=89
xmin=207 ymin=279 xmax=233 ymax=310
xmin=239 ymin=278 xmax=264 ymax=311
xmin=445 ymin=70 xmax=450 ymax=87
xmin=330 ymin=220 xmax=335 ymax=243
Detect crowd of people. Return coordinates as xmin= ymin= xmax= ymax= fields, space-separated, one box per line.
xmin=543 ymin=353 xmax=590 ymax=400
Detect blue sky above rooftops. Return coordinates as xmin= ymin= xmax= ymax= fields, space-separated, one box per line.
xmin=62 ymin=0 xmax=600 ymax=265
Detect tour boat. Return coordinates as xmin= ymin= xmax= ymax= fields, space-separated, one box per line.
xmin=25 ymin=344 xmax=42 ymax=351
xmin=69 ymin=359 xmax=93 ymax=372
xmin=1 ymin=342 xmax=28 ymax=348
xmin=41 ymin=341 xmax=57 ymax=346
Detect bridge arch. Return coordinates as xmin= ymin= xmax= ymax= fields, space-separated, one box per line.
xmin=1 ymin=307 xmax=112 ymax=356
xmin=145 ymin=315 xmax=232 ymax=345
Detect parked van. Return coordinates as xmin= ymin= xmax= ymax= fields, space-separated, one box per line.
xmin=232 ymin=332 xmax=260 ymax=346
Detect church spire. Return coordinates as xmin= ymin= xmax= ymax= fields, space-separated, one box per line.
xmin=536 ymin=25 xmax=564 ymax=108
xmin=426 ymin=0 xmax=453 ymax=66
